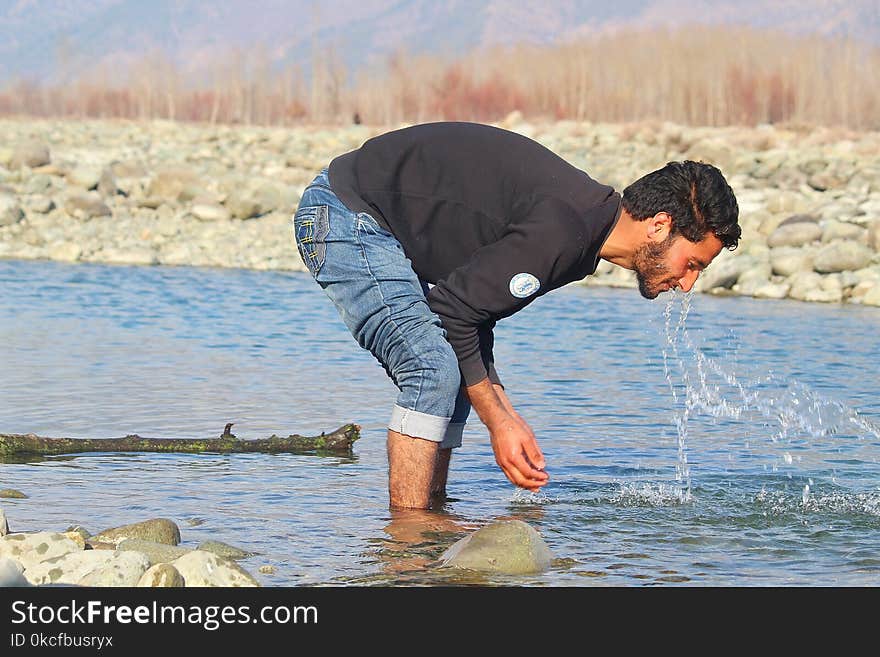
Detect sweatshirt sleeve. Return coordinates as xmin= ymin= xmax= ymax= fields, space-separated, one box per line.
xmin=426 ymin=199 xmax=587 ymax=386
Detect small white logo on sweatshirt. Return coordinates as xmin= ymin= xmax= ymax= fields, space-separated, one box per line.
xmin=509 ymin=272 xmax=540 ymax=298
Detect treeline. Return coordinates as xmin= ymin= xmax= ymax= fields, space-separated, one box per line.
xmin=2 ymin=25 xmax=878 ymax=129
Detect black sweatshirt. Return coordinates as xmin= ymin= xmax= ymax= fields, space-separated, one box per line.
xmin=329 ymin=122 xmax=622 ymax=388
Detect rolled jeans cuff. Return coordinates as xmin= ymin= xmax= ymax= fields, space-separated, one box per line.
xmin=439 ymin=422 xmax=465 ymax=450
xmin=389 ymin=404 xmax=450 ymax=443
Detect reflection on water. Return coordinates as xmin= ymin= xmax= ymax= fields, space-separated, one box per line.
xmin=1 ymin=259 xmax=879 ymax=585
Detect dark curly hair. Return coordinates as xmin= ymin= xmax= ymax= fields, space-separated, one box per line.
xmin=622 ymin=161 xmax=741 ymax=250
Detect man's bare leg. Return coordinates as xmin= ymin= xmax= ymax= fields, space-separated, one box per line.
xmin=430 ymin=448 xmax=452 ymax=500
xmin=387 ymin=429 xmax=439 ymax=509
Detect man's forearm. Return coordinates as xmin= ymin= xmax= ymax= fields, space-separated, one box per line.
xmin=466 ymin=378 xmax=512 ymax=429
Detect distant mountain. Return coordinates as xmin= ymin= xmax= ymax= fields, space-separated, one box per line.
xmin=1 ymin=0 xmax=877 ymax=84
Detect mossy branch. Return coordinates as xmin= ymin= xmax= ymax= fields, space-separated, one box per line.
xmin=0 ymin=423 xmax=360 ymax=458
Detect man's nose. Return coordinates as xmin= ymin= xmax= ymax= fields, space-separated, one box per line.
xmin=678 ymin=270 xmax=700 ymax=292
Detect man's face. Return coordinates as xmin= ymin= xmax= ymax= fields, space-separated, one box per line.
xmin=633 ymin=231 xmax=724 ymax=299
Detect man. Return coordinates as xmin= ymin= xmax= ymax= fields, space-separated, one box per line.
xmin=292 ymin=121 xmax=740 ymax=510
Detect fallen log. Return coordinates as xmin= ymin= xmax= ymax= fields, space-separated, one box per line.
xmin=0 ymin=423 xmax=360 ymax=458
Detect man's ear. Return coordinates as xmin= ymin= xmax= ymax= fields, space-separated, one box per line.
xmin=647 ymin=212 xmax=673 ymax=242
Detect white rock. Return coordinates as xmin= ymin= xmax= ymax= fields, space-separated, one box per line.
xmin=0 ymin=557 xmax=29 ymax=587
xmin=192 ymin=203 xmax=231 ymax=222
xmin=863 ymin=284 xmax=880 ymax=307
xmin=25 ymin=549 xmax=149 ymax=586
xmin=77 ymin=551 xmax=152 ymax=586
xmin=767 ymin=222 xmax=823 ymax=248
xmin=0 ymin=532 xmax=83 ymax=572
xmin=822 ymin=219 xmax=867 ymax=244
xmin=813 ymin=241 xmax=874 ymax=273
xmin=66 ymin=165 xmax=103 ymax=190
xmin=770 ymin=247 xmax=814 ymax=277
xmin=97 ymin=247 xmax=159 ymax=266
xmin=753 ymin=282 xmax=791 ymax=300
xmin=0 ymin=507 xmax=7 ymax=536
xmin=48 ymin=242 xmax=83 ymax=262
xmin=169 ymin=551 xmax=260 ymax=587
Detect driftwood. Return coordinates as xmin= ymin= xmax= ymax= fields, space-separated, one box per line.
xmin=0 ymin=423 xmax=360 ymax=458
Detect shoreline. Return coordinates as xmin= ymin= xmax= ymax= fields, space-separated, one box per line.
xmin=1 ymin=118 xmax=878 ymax=306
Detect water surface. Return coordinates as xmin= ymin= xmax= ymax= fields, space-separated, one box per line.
xmin=1 ymin=259 xmax=878 ymax=585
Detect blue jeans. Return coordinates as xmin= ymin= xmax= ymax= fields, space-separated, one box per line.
xmin=292 ymin=169 xmax=471 ymax=448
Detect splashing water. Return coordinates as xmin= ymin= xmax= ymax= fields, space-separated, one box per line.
xmin=659 ymin=290 xmax=880 ymax=503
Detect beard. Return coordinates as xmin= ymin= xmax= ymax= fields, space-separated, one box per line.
xmin=632 ymin=237 xmax=675 ymax=299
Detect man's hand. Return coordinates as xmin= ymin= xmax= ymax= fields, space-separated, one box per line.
xmin=466 ymin=378 xmax=549 ymax=492
xmin=488 ymin=415 xmax=548 ymax=492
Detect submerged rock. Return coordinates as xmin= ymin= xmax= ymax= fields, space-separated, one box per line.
xmin=197 ymin=540 xmax=254 ymax=560
xmin=170 ymin=551 xmax=260 ymax=587
xmin=439 ymin=520 xmax=554 ymax=575
xmin=93 ymin=518 xmax=181 ymax=547
xmin=117 ymin=538 xmax=191 ymax=565
xmin=0 ymin=489 xmax=27 ymax=499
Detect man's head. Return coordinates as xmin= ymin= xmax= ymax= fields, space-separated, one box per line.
xmin=622 ymin=160 xmax=740 ymax=299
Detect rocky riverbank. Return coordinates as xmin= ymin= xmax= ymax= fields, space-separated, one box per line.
xmin=0 ymin=506 xmax=266 ymax=587
xmin=1 ymin=117 xmax=878 ymax=306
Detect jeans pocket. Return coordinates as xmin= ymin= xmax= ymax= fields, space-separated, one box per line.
xmin=292 ymin=204 xmax=330 ymax=278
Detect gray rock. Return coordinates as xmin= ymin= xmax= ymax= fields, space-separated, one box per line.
xmin=0 ymin=195 xmax=24 ymax=227
xmin=0 ymin=557 xmax=29 ymax=587
xmin=868 ymin=221 xmax=880 ymax=251
xmin=29 ymin=195 xmax=55 ymax=214
xmin=93 ymin=518 xmax=181 ymax=547
xmin=66 ymin=164 xmax=103 ymax=190
xmin=0 ymin=489 xmax=27 ymax=499
xmin=137 ymin=563 xmax=185 ymax=587
xmin=147 ymin=166 xmax=203 ymax=203
xmin=48 ymin=242 xmax=82 ymax=262
xmin=110 ymin=160 xmax=149 ymax=180
xmin=439 ymin=520 xmax=554 ymax=575
xmin=25 ymin=549 xmax=149 ymax=586
xmin=97 ymin=168 xmax=119 ymax=197
xmin=118 ymin=538 xmax=191 ymax=565
xmin=197 ymin=540 xmax=254 ymax=560
xmin=695 ymin=254 xmax=757 ymax=291
xmin=0 ymin=507 xmax=8 ymax=536
xmin=822 ymin=219 xmax=866 ymax=244
xmin=226 ymin=183 xmax=281 ymax=220
xmin=192 ymin=203 xmax=231 ymax=222
xmin=770 ymin=247 xmax=815 ymax=277
xmin=813 ymin=241 xmax=874 ymax=273
xmin=23 ymin=173 xmax=53 ymax=194
xmin=65 ymin=192 xmax=111 ymax=219
xmin=767 ymin=222 xmax=823 ymax=248
xmin=0 ymin=532 xmax=83 ymax=572
xmin=732 ymin=263 xmax=772 ymax=296
xmin=778 ymin=213 xmax=820 ymax=228
xmin=95 ymin=247 xmax=159 ymax=266
xmin=11 ymin=141 xmax=50 ymax=168
xmin=170 ymin=551 xmax=260 ymax=587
